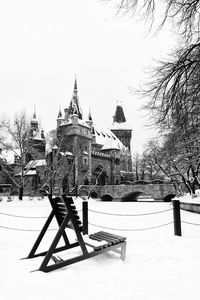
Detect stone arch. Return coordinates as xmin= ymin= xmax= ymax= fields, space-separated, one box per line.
xmin=89 ymin=190 xmax=99 ymax=199
xmin=101 ymin=194 xmax=113 ymax=201
xmin=121 ymin=191 xmax=154 ymax=202
xmin=163 ymin=194 xmax=176 ymax=202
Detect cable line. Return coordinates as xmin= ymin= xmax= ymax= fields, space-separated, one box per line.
xmin=0 ymin=212 xmax=47 ymax=219
xmin=89 ymin=221 xmax=173 ymax=231
xmin=182 ymin=220 xmax=200 ymax=226
xmin=0 ymin=225 xmax=57 ymax=232
xmin=88 ymin=208 xmax=173 ymax=216
xmin=0 ymin=210 xmax=82 ymax=219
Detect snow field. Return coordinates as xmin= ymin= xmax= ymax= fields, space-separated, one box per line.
xmin=0 ymin=196 xmax=200 ymax=300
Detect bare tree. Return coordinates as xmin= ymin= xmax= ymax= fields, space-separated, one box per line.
xmin=0 ymin=112 xmax=39 ymax=199
xmin=45 ymin=129 xmax=57 ymax=153
xmin=105 ymin=0 xmax=200 ymax=195
xmin=144 ymin=136 xmax=200 ymax=195
xmin=42 ymin=133 xmax=75 ymax=196
xmin=105 ymin=0 xmax=200 ymax=41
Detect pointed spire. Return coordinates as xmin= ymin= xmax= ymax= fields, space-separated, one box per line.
xmin=31 ymin=105 xmax=38 ymax=126
xmin=57 ymin=106 xmax=62 ymax=118
xmin=68 ymin=77 xmax=83 ymax=119
xmin=74 ymin=77 xmax=77 ymax=90
xmin=33 ymin=104 xmax=36 ymax=119
xmin=88 ymin=109 xmax=92 ymax=121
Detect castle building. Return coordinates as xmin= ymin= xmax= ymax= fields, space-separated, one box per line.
xmin=53 ymin=79 xmax=133 ymax=194
xmin=7 ymin=79 xmax=133 ymax=196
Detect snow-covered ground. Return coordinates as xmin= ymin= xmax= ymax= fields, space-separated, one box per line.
xmin=0 ymin=195 xmax=200 ymax=300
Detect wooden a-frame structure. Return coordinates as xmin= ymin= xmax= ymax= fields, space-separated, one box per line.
xmin=27 ymin=194 xmax=127 ymax=272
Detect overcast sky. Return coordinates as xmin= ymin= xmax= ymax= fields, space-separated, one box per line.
xmin=0 ymin=0 xmax=176 ymax=153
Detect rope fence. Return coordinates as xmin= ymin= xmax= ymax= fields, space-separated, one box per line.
xmin=0 ymin=225 xmax=57 ymax=232
xmin=88 ymin=208 xmax=173 ymax=216
xmin=0 ymin=200 xmax=199 ymax=235
xmin=0 ymin=212 xmax=47 ymax=219
xmin=182 ymin=220 xmax=200 ymax=226
xmin=89 ymin=221 xmax=174 ymax=232
xmin=0 ymin=210 xmax=82 ymax=219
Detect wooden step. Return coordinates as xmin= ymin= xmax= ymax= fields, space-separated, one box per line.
xmin=90 ymin=232 xmax=118 ymax=244
xmin=98 ymin=231 xmax=126 ymax=242
xmin=81 ymin=235 xmax=108 ymax=250
xmin=89 ymin=234 xmax=112 ymax=246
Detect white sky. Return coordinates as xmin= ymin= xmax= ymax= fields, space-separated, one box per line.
xmin=0 ymin=0 xmax=176 ymax=153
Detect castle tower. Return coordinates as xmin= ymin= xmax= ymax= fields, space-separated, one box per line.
xmin=57 ymin=79 xmax=92 ymax=189
xmin=110 ymin=103 xmax=132 ymax=151
xmin=57 ymin=106 xmax=64 ymax=128
xmin=27 ymin=107 xmax=46 ymax=162
xmin=30 ymin=106 xmax=39 ymax=137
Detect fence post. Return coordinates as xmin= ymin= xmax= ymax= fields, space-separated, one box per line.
xmin=82 ymin=201 xmax=88 ymax=235
xmin=172 ymin=199 xmax=182 ymax=236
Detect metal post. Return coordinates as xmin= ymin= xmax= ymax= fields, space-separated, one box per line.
xmin=172 ymin=199 xmax=182 ymax=236
xmin=82 ymin=201 xmax=88 ymax=235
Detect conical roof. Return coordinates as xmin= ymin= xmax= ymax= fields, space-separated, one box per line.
xmin=68 ymin=78 xmax=83 ymax=119
xmin=111 ymin=103 xmax=132 ymax=130
xmin=30 ymin=106 xmax=38 ymax=127
xmin=113 ymin=104 xmax=126 ymax=123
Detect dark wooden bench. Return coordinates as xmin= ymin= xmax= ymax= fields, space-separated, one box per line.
xmin=27 ymin=194 xmax=127 ymax=272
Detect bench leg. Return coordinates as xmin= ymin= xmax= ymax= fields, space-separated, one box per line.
xmin=121 ymin=241 xmax=127 ymax=261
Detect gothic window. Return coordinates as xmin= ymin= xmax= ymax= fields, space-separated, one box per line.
xmin=67 ymin=158 xmax=73 ymax=165
xmin=115 ymin=158 xmax=120 ymax=165
xmin=83 ymin=157 xmax=88 ymax=165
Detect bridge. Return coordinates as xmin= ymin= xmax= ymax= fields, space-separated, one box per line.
xmin=78 ymin=183 xmax=176 ymax=201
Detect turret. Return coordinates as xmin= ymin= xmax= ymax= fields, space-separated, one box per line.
xmin=57 ymin=106 xmax=64 ymax=128
xmin=86 ymin=109 xmax=95 ymax=142
xmin=30 ymin=106 xmax=39 ymax=137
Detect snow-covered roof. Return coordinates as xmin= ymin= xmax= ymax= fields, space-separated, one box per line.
xmin=31 ymin=130 xmax=45 ymax=141
xmin=52 ymin=145 xmax=58 ymax=150
xmin=25 ymin=159 xmax=46 ymax=169
xmin=83 ymin=151 xmax=89 ymax=155
xmin=15 ymin=170 xmax=37 ymax=176
xmin=59 ymin=117 xmax=90 ymax=129
xmin=110 ymin=121 xmax=132 ymax=131
xmin=60 ymin=151 xmax=73 ymax=157
xmin=93 ymin=124 xmax=128 ymax=153
xmin=101 ymin=139 xmax=120 ymax=151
